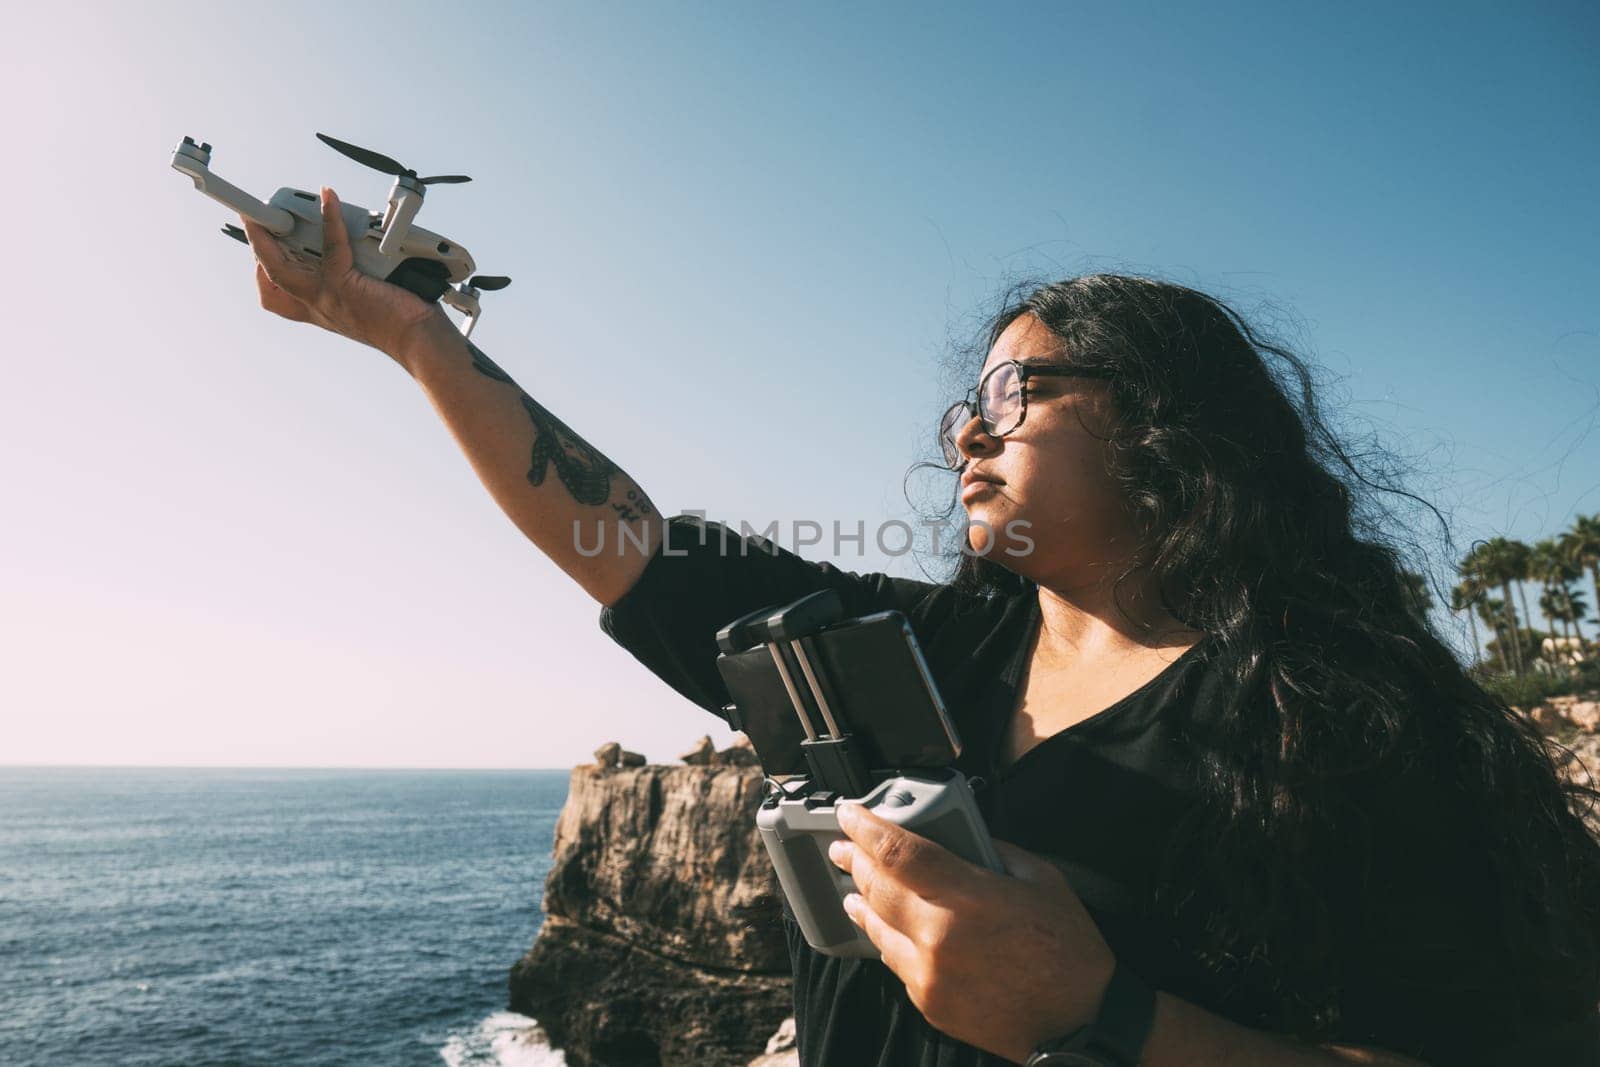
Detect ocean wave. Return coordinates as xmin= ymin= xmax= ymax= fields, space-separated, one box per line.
xmin=438 ymin=1011 xmax=567 ymax=1067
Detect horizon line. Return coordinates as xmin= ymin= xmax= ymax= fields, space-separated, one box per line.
xmin=0 ymin=762 xmax=578 ymax=773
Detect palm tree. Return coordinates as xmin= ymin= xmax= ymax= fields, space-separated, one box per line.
xmin=1463 ymin=539 xmax=1527 ymax=676
xmin=1539 ymin=588 xmax=1575 ymax=671
xmin=1506 ymin=539 xmax=1537 ymax=667
xmin=1548 ymin=585 xmax=1590 ymax=649
xmin=1530 ymin=539 xmax=1581 ymax=664
xmin=1474 ymin=595 xmax=1519 ymax=673
xmin=1539 ymin=587 xmax=1573 ymax=645
xmin=1560 ymin=514 xmax=1600 ymax=654
xmin=1451 ymin=581 xmax=1484 ymax=666
xmin=1571 ymin=586 xmax=1591 ymax=648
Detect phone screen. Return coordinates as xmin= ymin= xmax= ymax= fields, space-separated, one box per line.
xmin=715 ymin=610 xmax=962 ymax=776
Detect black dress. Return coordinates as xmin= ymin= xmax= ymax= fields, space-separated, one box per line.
xmin=598 ymin=516 xmax=1600 ymax=1066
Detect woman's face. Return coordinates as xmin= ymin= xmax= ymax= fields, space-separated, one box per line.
xmin=953 ymin=314 xmax=1142 ymax=584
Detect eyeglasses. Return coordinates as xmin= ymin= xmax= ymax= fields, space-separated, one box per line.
xmin=938 ymin=359 xmax=1112 ymax=469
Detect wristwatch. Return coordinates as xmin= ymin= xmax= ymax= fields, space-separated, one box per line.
xmin=1024 ymin=963 xmax=1157 ymax=1066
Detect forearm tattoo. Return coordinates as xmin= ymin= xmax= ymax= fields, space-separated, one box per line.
xmin=466 ymin=340 xmax=515 ymax=384
xmin=465 ymin=340 xmax=651 ymax=517
xmin=608 ymin=486 xmax=654 ymax=524
xmin=518 ymin=394 xmax=615 ymax=505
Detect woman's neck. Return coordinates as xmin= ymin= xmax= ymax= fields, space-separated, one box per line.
xmin=1031 ymin=569 xmax=1204 ymax=669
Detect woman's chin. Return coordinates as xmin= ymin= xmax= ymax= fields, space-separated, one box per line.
xmin=965 ymin=514 xmax=995 ymax=555
xmin=960 ymin=505 xmax=989 ymax=547
xmin=962 ymin=504 xmax=1032 ymax=558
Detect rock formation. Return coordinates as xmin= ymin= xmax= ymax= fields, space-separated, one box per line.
xmin=1516 ymin=690 xmax=1600 ymax=835
xmin=510 ymin=751 xmax=796 ymax=1066
xmin=1540 ymin=695 xmax=1600 ymax=735
xmin=680 ymin=735 xmax=717 ymax=766
xmin=593 ymin=741 xmax=649 ymax=769
xmin=746 ymin=1018 xmax=799 ymax=1066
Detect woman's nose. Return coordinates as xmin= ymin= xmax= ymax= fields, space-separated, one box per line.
xmin=954 ymin=414 xmax=999 ymax=462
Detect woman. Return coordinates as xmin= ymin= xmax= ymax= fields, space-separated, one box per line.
xmin=242 ymin=192 xmax=1600 ymax=1065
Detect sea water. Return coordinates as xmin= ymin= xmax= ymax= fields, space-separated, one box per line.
xmin=0 ymin=767 xmax=571 ymax=1066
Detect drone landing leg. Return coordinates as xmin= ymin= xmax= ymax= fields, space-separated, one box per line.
xmin=378 ymin=187 xmax=424 ymax=258
xmin=440 ymin=286 xmax=482 ymax=339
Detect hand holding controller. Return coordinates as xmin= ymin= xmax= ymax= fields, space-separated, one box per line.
xmin=757 ymin=768 xmax=1002 ymax=959
xmin=719 ymin=590 xmax=1004 ymax=958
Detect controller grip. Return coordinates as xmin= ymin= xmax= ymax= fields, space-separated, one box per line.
xmin=757 ymin=771 xmax=1001 ymax=959
xmin=877 ymin=789 xmax=1004 ymax=874
xmin=761 ymin=820 xmax=873 ymax=957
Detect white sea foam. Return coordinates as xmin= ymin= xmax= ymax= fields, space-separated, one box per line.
xmin=438 ymin=1011 xmax=567 ymax=1067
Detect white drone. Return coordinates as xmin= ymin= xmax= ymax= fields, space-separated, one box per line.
xmin=171 ymin=132 xmax=510 ymax=338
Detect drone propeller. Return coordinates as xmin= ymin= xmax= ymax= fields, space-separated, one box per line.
xmin=316 ymin=132 xmax=472 ymax=185
xmin=468 ymin=275 xmax=512 ymax=291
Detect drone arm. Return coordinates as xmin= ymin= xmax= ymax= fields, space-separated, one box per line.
xmin=439 ymin=286 xmax=482 ymax=338
xmin=170 ymin=142 xmax=295 ymax=236
xmin=377 ymin=187 xmax=424 ymax=258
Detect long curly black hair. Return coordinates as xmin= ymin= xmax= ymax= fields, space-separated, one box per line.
xmin=932 ymin=273 xmax=1600 ymax=1040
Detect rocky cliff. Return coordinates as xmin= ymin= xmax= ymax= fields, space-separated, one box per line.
xmin=509 ymin=744 xmax=797 ymax=1067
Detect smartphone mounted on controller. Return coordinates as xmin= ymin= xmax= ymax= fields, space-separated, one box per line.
xmin=714 ymin=590 xmax=1003 ymax=958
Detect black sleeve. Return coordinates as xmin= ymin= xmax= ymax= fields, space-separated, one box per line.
xmin=599 ymin=514 xmax=942 ymax=721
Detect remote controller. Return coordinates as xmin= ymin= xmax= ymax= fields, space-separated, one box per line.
xmin=716 ymin=590 xmax=1005 ymax=958
xmin=758 ymin=768 xmax=1002 ymax=958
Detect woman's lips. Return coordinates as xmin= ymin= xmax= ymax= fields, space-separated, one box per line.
xmin=960 ymin=478 xmax=1000 ymax=504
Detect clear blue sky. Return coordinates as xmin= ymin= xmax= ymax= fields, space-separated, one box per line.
xmin=2 ymin=2 xmax=1595 ymax=767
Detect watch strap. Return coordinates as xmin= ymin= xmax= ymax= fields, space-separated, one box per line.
xmin=1025 ymin=963 xmax=1157 ymax=1066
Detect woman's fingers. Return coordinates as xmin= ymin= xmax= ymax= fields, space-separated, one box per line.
xmin=255 ymin=262 xmax=311 ymax=322
xmin=240 ymin=214 xmax=317 ymax=302
xmin=238 ymin=195 xmax=436 ymax=354
xmin=318 ymin=187 xmax=354 ymax=275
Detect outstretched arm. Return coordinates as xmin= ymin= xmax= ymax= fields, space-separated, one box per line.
xmin=394 ymin=317 xmax=663 ymax=605
xmin=240 ymin=186 xmax=660 ymax=606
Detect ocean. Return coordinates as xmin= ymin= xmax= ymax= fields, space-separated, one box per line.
xmin=0 ymin=767 xmax=572 ymax=1066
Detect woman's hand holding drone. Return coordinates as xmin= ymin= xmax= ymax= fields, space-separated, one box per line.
xmin=828 ymin=801 xmax=1117 ymax=1064
xmin=241 ymin=187 xmax=449 ymax=360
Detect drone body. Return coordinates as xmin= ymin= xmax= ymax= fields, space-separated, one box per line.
xmin=170 ymin=134 xmax=511 ymax=337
